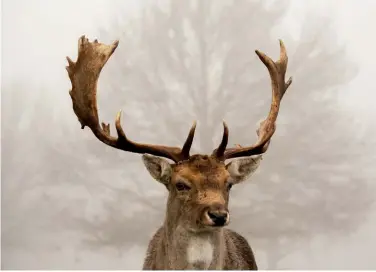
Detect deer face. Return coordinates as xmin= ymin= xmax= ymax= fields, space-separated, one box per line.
xmin=142 ymin=154 xmax=262 ymax=232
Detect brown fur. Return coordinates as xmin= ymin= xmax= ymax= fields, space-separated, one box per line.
xmin=143 ymin=227 xmax=257 ymax=269
xmin=142 ymin=154 xmax=259 ymax=270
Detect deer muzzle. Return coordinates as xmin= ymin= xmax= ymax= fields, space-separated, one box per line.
xmin=203 ymin=203 xmax=230 ymax=227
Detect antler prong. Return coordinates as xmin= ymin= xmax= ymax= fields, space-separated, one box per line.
xmin=66 ymin=57 xmax=75 ymax=73
xmin=211 ymin=121 xmax=229 ymax=159
xmin=286 ymin=77 xmax=293 ymax=89
xmin=278 ymin=39 xmax=287 ymax=64
xmin=101 ymin=122 xmax=110 ymax=135
xmin=181 ymin=121 xmax=197 ymax=157
xmin=115 ymin=110 xmax=127 ymax=140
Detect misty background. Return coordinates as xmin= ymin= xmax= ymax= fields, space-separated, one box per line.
xmin=2 ymin=0 xmax=376 ymax=269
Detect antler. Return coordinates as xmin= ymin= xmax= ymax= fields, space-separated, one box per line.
xmin=66 ymin=36 xmax=196 ymax=163
xmin=214 ymin=40 xmax=292 ymax=160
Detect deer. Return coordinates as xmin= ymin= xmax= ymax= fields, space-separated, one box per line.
xmin=66 ymin=35 xmax=292 ymax=270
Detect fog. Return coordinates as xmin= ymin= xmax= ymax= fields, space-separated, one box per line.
xmin=2 ymin=0 xmax=376 ymax=269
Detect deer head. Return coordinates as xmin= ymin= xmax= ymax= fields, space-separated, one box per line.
xmin=66 ymin=36 xmax=292 ymax=233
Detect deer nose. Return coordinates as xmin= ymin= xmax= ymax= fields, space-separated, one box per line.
xmin=207 ymin=210 xmax=229 ymax=227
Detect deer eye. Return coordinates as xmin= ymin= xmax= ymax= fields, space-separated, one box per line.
xmin=175 ymin=182 xmax=191 ymax=191
xmin=226 ymin=183 xmax=233 ymax=191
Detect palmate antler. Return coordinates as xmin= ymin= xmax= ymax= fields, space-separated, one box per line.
xmin=66 ymin=36 xmax=197 ymax=163
xmin=67 ymin=36 xmax=292 ymax=163
xmin=213 ymin=40 xmax=292 ymax=160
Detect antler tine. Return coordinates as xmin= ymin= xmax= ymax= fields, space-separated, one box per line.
xmin=67 ymin=36 xmax=196 ymax=163
xmin=212 ymin=121 xmax=229 ymax=160
xmin=223 ymin=40 xmax=293 ymax=160
xmin=181 ymin=121 xmax=197 ymax=158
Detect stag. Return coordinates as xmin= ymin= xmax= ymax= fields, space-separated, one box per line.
xmin=66 ymin=36 xmax=292 ymax=270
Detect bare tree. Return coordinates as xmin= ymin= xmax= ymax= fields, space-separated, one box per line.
xmin=65 ymin=0 xmax=373 ymax=269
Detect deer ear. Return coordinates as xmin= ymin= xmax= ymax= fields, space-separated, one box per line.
xmin=142 ymin=154 xmax=172 ymax=185
xmin=226 ymin=155 xmax=263 ymax=184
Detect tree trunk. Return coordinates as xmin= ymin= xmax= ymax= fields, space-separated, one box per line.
xmin=196 ymin=0 xmax=212 ymax=153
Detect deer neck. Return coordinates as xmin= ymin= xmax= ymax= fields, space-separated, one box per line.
xmin=162 ymin=210 xmax=225 ymax=269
